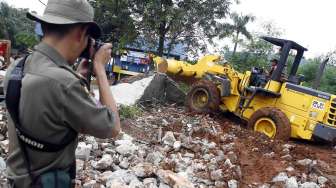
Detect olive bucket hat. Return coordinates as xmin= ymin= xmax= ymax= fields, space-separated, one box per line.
xmin=27 ymin=0 xmax=101 ymax=39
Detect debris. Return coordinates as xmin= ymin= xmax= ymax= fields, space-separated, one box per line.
xmin=297 ymin=159 xmax=313 ymax=166
xmin=228 ymin=179 xmax=238 ymax=188
xmin=285 ymin=177 xmax=298 ymax=188
xmin=132 ymin=163 xmax=155 ymax=178
xmin=210 ymin=169 xmax=223 ymax=181
xmin=162 ymin=131 xmax=176 ymax=146
xmin=299 ymin=182 xmax=319 ymax=188
xmin=0 ymin=157 xmax=5 ymax=172
xmin=155 ymin=169 xmax=194 ymax=188
xmin=317 ymin=176 xmax=328 ymax=185
xmin=0 ymin=140 xmax=8 ymax=153
xmin=75 ymin=142 xmax=92 ymax=161
xmin=95 ymin=154 xmax=113 ymax=170
xmin=272 ymin=172 xmax=288 ymax=182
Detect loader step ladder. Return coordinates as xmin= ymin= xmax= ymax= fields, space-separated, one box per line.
xmin=240 ymin=87 xmax=281 ymax=110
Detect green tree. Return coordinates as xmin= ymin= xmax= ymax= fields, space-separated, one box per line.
xmin=90 ymin=0 xmax=138 ymax=50
xmin=223 ymin=22 xmax=283 ymax=72
xmin=221 ymin=12 xmax=255 ymax=56
xmin=0 ymin=2 xmax=37 ymax=51
xmin=129 ymin=0 xmax=234 ymax=56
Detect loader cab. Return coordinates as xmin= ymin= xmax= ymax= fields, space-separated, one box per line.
xmin=261 ymin=36 xmax=308 ymax=85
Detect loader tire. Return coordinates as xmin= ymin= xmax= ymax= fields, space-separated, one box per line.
xmin=186 ymin=80 xmax=220 ymax=113
xmin=248 ymin=107 xmax=291 ymax=141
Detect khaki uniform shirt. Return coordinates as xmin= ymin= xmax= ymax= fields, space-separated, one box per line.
xmin=4 ymin=42 xmax=115 ymax=187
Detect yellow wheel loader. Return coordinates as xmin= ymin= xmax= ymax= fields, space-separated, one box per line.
xmin=154 ymin=37 xmax=336 ymax=143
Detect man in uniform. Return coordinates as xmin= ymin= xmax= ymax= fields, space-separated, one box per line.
xmin=4 ymin=0 xmax=120 ymax=187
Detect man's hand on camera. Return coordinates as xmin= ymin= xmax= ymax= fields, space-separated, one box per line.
xmin=93 ymin=43 xmax=112 ymax=75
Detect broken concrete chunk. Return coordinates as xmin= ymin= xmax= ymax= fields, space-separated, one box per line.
xmin=146 ymin=151 xmax=164 ymax=165
xmin=95 ymin=154 xmax=113 ymax=170
xmin=162 ymin=131 xmax=176 ymax=146
xmin=299 ymin=182 xmax=319 ymax=188
xmin=285 ymin=177 xmax=298 ymax=188
xmin=75 ymin=142 xmax=92 ymax=161
xmin=210 ymin=169 xmax=223 ymax=181
xmin=272 ymin=172 xmax=288 ymax=182
xmin=155 ymin=169 xmax=194 ymax=188
xmin=132 ymin=163 xmax=155 ymax=178
xmin=297 ymin=159 xmax=313 ymax=166
xmin=228 ymin=179 xmax=238 ymax=188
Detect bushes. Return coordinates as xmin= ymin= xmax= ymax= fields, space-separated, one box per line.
xmin=119 ymin=105 xmax=143 ymax=120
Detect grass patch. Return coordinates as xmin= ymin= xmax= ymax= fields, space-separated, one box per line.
xmin=119 ymin=105 xmax=143 ymax=120
xmin=178 ymin=82 xmax=191 ymax=94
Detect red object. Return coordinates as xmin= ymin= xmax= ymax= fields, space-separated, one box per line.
xmin=0 ymin=42 xmax=7 ymax=56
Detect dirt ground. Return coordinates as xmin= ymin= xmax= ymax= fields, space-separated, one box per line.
xmin=121 ymin=105 xmax=336 ymax=187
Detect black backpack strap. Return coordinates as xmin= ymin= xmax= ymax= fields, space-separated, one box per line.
xmin=5 ymin=56 xmax=77 ymax=152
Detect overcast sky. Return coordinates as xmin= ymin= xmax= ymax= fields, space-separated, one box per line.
xmin=2 ymin=0 xmax=336 ymax=58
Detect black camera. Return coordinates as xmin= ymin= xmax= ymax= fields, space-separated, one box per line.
xmin=94 ymin=40 xmax=104 ymax=51
xmin=80 ymin=39 xmax=104 ymax=59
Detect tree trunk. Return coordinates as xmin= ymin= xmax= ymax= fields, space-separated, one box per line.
xmin=232 ymin=31 xmax=240 ymax=56
xmin=157 ymin=22 xmax=166 ymax=57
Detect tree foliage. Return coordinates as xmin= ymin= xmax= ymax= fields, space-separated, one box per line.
xmin=0 ymin=2 xmax=38 ymax=51
xmin=90 ymin=0 xmax=138 ymax=50
xmin=220 ymin=12 xmax=255 ymax=56
xmin=129 ymin=0 xmax=234 ymax=56
xmin=224 ymin=22 xmax=283 ymax=72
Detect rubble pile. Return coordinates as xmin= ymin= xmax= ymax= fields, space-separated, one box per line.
xmin=73 ymin=105 xmax=336 ymax=188
xmin=0 ymin=105 xmax=336 ymax=188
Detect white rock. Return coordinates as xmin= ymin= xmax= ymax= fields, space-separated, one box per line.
xmin=317 ymin=176 xmax=328 ymax=185
xmin=258 ymin=184 xmax=271 ymax=188
xmin=146 ymin=151 xmax=164 ymax=165
xmin=173 ymin=141 xmax=182 ymax=151
xmin=96 ymin=154 xmax=113 ymax=170
xmin=143 ymin=178 xmax=157 ymax=188
xmin=0 ymin=157 xmax=6 ymax=172
xmin=129 ymin=178 xmax=144 ymax=188
xmin=115 ymin=140 xmax=133 ymax=146
xmin=285 ymin=177 xmax=298 ymax=188
xmin=83 ymin=180 xmax=97 ymax=188
xmin=102 ymin=169 xmax=137 ymax=185
xmin=121 ymin=133 xmax=134 ymax=141
xmin=286 ymin=167 xmax=295 ymax=172
xmin=75 ymin=142 xmax=92 ymax=161
xmin=155 ymin=169 xmax=194 ymax=188
xmin=263 ymin=152 xmax=275 ymax=158
xmin=210 ymin=169 xmax=223 ymax=181
xmin=208 ymin=142 xmax=216 ymax=149
xmin=162 ymin=131 xmax=176 ymax=146
xmin=224 ymin=159 xmax=234 ymax=168
xmin=76 ymin=159 xmax=84 ymax=173
xmin=227 ymin=151 xmax=238 ymax=163
xmin=116 ymin=143 xmax=138 ymax=156
xmin=228 ymin=179 xmax=238 ymax=188
xmin=106 ymin=178 xmax=128 ymax=188
xmin=272 ymin=172 xmax=288 ymax=182
xmin=183 ymin=153 xmax=195 ymax=158
xmin=0 ymin=140 xmax=9 ymax=153
xmin=158 ymin=183 xmax=170 ymax=188
xmin=283 ymin=144 xmax=295 ymax=150
xmin=162 ymin=119 xmax=169 ymax=126
xmin=119 ymin=159 xmax=129 ymax=169
xmin=281 ymin=154 xmax=292 ymax=160
xmin=132 ymin=163 xmax=155 ymax=178
xmin=299 ymin=182 xmax=319 ymax=188
xmin=297 ymin=159 xmax=313 ymax=166
xmin=86 ymin=136 xmax=98 ymax=150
